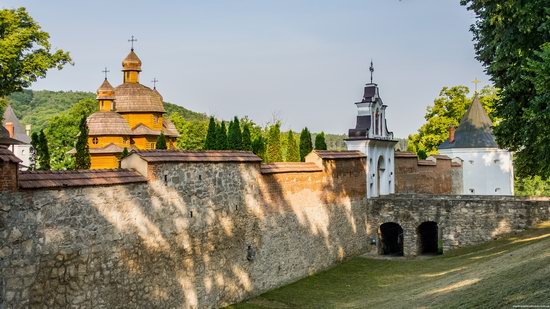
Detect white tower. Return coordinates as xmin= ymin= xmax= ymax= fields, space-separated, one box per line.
xmin=345 ymin=62 xmax=397 ymax=198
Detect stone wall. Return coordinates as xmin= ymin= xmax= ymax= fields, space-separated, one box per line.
xmin=365 ymin=194 xmax=550 ymax=256
xmin=0 ymin=155 xmax=367 ymax=308
xmin=0 ymin=161 xmax=17 ymax=192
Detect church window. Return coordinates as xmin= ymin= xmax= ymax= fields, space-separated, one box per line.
xmin=101 ymin=101 xmax=104 ymax=109
xmin=495 ymin=188 xmax=501 ymax=192
xmin=154 ymin=115 xmax=159 ymax=124
xmin=375 ymin=112 xmax=379 ymax=135
xmin=92 ymin=137 xmax=99 ymax=144
xmin=123 ymin=137 xmax=128 ymax=144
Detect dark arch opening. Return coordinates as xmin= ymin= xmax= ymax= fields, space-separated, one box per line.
xmin=379 ymin=222 xmax=403 ymax=256
xmin=417 ymin=221 xmax=439 ymax=255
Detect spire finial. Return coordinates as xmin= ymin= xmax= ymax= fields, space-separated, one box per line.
xmin=102 ymin=67 xmax=110 ymax=80
xmin=369 ymin=60 xmax=374 ymax=84
xmin=152 ymin=78 xmax=159 ymax=89
xmin=472 ymin=77 xmax=481 ymax=94
xmin=128 ymin=35 xmax=138 ymax=51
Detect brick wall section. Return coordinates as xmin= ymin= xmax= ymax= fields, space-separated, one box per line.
xmin=0 ymin=161 xmax=18 ymax=191
xmin=394 ymin=152 xmax=461 ymax=194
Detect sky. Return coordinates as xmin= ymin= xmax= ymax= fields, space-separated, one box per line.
xmin=2 ymin=0 xmax=488 ymax=138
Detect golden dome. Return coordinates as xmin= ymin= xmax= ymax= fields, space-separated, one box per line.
xmin=87 ymin=112 xmax=132 ymax=136
xmin=122 ymin=50 xmax=142 ymax=72
xmin=96 ymin=79 xmax=115 ymax=100
xmin=114 ymin=83 xmax=165 ymax=113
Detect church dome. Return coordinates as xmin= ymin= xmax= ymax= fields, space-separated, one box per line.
xmin=87 ymin=112 xmax=132 ymax=136
xmin=122 ymin=50 xmax=142 ymax=72
xmin=114 ymin=83 xmax=165 ymax=113
xmin=96 ymin=79 xmax=115 ymax=100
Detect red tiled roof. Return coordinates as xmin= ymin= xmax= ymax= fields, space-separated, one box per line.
xmin=313 ymin=150 xmax=366 ymax=159
xmin=0 ymin=145 xmax=22 ymax=163
xmin=260 ymin=162 xmax=322 ymax=174
xmin=131 ymin=150 xmax=262 ymax=163
xmin=18 ymin=169 xmax=147 ymax=189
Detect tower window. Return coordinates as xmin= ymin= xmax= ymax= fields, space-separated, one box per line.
xmin=154 ymin=115 xmax=159 ymax=124
xmin=92 ymin=137 xmax=99 ymax=144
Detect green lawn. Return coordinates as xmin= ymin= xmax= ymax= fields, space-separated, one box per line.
xmin=229 ymin=222 xmax=550 ymax=309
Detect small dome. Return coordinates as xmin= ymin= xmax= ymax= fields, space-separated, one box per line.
xmin=114 ymin=83 xmax=165 ymax=113
xmin=96 ymin=79 xmax=115 ymax=100
xmin=87 ymin=112 xmax=132 ymax=136
xmin=122 ymin=50 xmax=142 ymax=72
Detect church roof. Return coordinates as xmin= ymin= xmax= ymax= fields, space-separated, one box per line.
xmin=87 ymin=112 xmax=132 ymax=136
xmin=0 ymin=145 xmax=22 ymax=163
xmin=96 ymin=78 xmax=115 ymax=100
xmin=439 ymin=96 xmax=498 ymax=149
xmin=114 ymin=83 xmax=165 ymax=113
xmin=163 ymin=118 xmax=180 ymax=137
xmin=122 ymin=50 xmax=142 ymax=72
xmin=2 ymin=105 xmax=31 ymax=144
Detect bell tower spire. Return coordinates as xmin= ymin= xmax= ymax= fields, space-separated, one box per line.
xmin=122 ymin=35 xmax=142 ymax=83
xmin=97 ymin=68 xmax=115 ymax=111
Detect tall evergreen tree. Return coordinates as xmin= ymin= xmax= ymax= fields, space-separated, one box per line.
xmin=30 ymin=131 xmax=39 ymax=170
xmin=228 ymin=116 xmax=243 ymax=150
xmin=156 ymin=132 xmax=167 ymax=149
xmin=314 ymin=132 xmax=327 ymax=150
xmin=252 ymin=135 xmax=266 ymax=161
xmin=266 ymin=123 xmax=282 ymax=162
xmin=217 ymin=121 xmax=228 ymax=150
xmin=299 ymin=127 xmax=313 ymax=161
xmin=286 ymin=130 xmax=300 ymax=162
xmin=242 ymin=124 xmax=252 ymax=151
xmin=38 ymin=130 xmax=50 ymax=170
xmin=204 ymin=117 xmax=217 ymax=150
xmin=74 ymin=117 xmax=91 ymax=169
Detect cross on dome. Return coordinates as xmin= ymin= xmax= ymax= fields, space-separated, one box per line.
xmin=369 ymin=60 xmax=375 ymax=84
xmin=102 ymin=67 xmax=110 ymax=80
xmin=152 ymin=78 xmax=159 ymax=89
xmin=128 ymin=35 xmax=138 ymax=51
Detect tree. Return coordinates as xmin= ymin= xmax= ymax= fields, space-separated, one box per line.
xmin=30 ymin=131 xmax=39 ymax=170
xmin=242 ymin=124 xmax=252 ymax=151
xmin=285 ymin=130 xmax=300 ymax=162
xmin=228 ymin=116 xmax=243 ymax=150
xmin=204 ymin=117 xmax=217 ymax=150
xmin=252 ymin=135 xmax=266 ymax=161
xmin=38 ymin=130 xmax=50 ymax=170
xmin=461 ymin=0 xmax=550 ymax=177
xmin=266 ymin=122 xmax=282 ymax=163
xmin=120 ymin=147 xmax=129 ymax=160
xmin=407 ymin=86 xmax=499 ymax=157
xmin=74 ymin=117 xmax=91 ymax=169
xmin=156 ymin=132 xmax=167 ymax=150
xmin=170 ymin=113 xmax=208 ymax=150
xmin=314 ymin=132 xmax=327 ymax=150
xmin=299 ymin=127 xmax=313 ymax=161
xmin=217 ymin=121 xmax=228 ymax=150
xmin=0 ymin=8 xmax=72 ymax=98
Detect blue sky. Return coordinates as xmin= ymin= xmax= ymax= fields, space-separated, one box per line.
xmin=3 ymin=0 xmax=487 ymax=137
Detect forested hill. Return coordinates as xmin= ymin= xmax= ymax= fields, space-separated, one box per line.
xmin=7 ymin=89 xmax=208 ymax=132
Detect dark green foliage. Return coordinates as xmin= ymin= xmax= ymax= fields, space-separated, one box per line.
xmin=266 ymin=122 xmax=282 ymax=163
xmin=228 ymin=116 xmax=243 ymax=150
xmin=314 ymin=132 xmax=327 ymax=150
xmin=120 ymin=147 xmax=129 ymax=160
xmin=74 ymin=117 xmax=90 ymax=169
xmin=285 ymin=130 xmax=300 ymax=162
xmin=217 ymin=121 xmax=228 ymax=150
xmin=0 ymin=8 xmax=72 ymax=97
xmin=204 ymin=117 xmax=217 ymax=150
xmin=515 ymin=176 xmax=550 ymax=197
xmin=37 ymin=130 xmax=50 ymax=170
xmin=299 ymin=127 xmax=313 ymax=161
xmin=30 ymin=132 xmax=39 ymax=169
xmin=461 ymin=0 xmax=550 ymax=177
xmin=242 ymin=125 xmax=252 ymax=151
xmin=251 ymin=135 xmax=266 ymax=161
xmin=170 ymin=113 xmax=208 ymax=150
xmin=156 ymin=132 xmax=167 ymax=150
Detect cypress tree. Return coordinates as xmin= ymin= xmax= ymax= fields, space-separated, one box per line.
xmin=156 ymin=132 xmax=167 ymax=149
xmin=286 ymin=130 xmax=300 ymax=162
xmin=217 ymin=121 xmax=228 ymax=150
xmin=227 ymin=120 xmax=235 ymax=149
xmin=299 ymin=127 xmax=313 ymax=161
xmin=120 ymin=147 xmax=129 ymax=159
xmin=314 ymin=132 xmax=327 ymax=150
xmin=75 ymin=117 xmax=91 ymax=169
xmin=242 ymin=124 xmax=252 ymax=151
xmin=252 ymin=135 xmax=266 ymax=161
xmin=266 ymin=123 xmax=282 ymax=162
xmin=204 ymin=117 xmax=217 ymax=150
xmin=228 ymin=116 xmax=243 ymax=150
xmin=30 ymin=132 xmax=39 ymax=170
xmin=38 ymin=130 xmax=50 ymax=170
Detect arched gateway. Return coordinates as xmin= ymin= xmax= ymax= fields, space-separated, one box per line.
xmin=378 ymin=222 xmax=404 ymax=256
xmin=417 ymin=221 xmax=440 ymax=255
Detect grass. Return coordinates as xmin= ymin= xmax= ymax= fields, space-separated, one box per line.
xmin=228 ymin=222 xmax=550 ymax=308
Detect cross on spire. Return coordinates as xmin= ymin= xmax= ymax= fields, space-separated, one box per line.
xmin=152 ymin=78 xmax=159 ymax=89
xmin=369 ymin=60 xmax=374 ymax=84
xmin=472 ymin=78 xmax=481 ymax=94
xmin=102 ymin=67 xmax=110 ymax=80
xmin=128 ymin=35 xmax=137 ymax=51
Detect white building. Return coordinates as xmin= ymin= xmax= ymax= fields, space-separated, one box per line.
xmin=2 ymin=105 xmax=32 ymax=170
xmin=439 ymin=96 xmax=514 ymax=195
xmin=345 ymin=72 xmax=397 ymax=198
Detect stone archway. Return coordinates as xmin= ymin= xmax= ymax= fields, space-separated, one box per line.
xmin=378 ymin=222 xmax=403 ymax=256
xmin=417 ymin=221 xmax=439 ymax=255
xmin=377 ymin=156 xmax=385 ymax=196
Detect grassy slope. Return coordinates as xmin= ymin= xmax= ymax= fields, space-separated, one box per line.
xmin=230 ymin=222 xmax=550 ymax=309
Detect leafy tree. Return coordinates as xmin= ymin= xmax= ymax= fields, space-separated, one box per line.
xmin=299 ymin=127 xmax=313 ymax=161
xmin=74 ymin=117 xmax=90 ymax=169
xmin=252 ymin=135 xmax=267 ymax=161
xmin=407 ymin=86 xmax=499 ymax=157
xmin=38 ymin=130 xmax=50 ymax=170
xmin=242 ymin=124 xmax=252 ymax=151
xmin=156 ymin=132 xmax=167 ymax=150
xmin=170 ymin=113 xmax=208 ymax=150
xmin=285 ymin=130 xmax=300 ymax=162
xmin=266 ymin=122 xmax=282 ymax=163
xmin=515 ymin=176 xmax=550 ymax=197
xmin=204 ymin=117 xmax=217 ymax=150
xmin=217 ymin=121 xmax=228 ymax=150
xmin=461 ymin=0 xmax=550 ymax=177
xmin=314 ymin=132 xmax=327 ymax=150
xmin=228 ymin=116 xmax=243 ymax=150
xmin=0 ymin=8 xmax=72 ymax=97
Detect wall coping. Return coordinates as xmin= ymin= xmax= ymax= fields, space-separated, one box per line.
xmin=128 ymin=150 xmax=262 ymax=163
xmin=18 ymin=169 xmax=147 ymax=189
xmin=373 ymin=193 xmax=550 ymax=202
xmin=260 ymin=162 xmax=323 ymax=174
